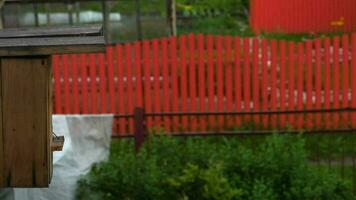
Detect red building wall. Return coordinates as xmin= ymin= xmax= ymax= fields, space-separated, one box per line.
xmin=250 ymin=0 xmax=356 ymax=34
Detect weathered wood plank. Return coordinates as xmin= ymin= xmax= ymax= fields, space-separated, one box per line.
xmin=0 ymin=36 xmax=105 ymax=56
xmin=2 ymin=58 xmax=50 ymax=187
xmin=0 ymin=25 xmax=102 ymax=38
xmin=5 ymin=0 xmax=115 ymax=3
xmin=0 ymin=60 xmax=3 ymax=187
xmin=48 ymin=58 xmax=53 ymax=183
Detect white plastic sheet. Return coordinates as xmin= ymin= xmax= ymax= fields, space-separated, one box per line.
xmin=0 ymin=115 xmax=113 ymax=200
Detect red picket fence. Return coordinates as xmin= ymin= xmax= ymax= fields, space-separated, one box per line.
xmin=53 ymin=33 xmax=356 ymax=136
xmin=250 ymin=0 xmax=356 ymax=34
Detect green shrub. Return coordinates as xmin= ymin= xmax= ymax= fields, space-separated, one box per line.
xmin=76 ymin=134 xmax=355 ymax=200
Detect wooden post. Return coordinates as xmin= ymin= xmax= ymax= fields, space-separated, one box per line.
xmin=134 ymin=107 xmax=145 ymax=152
xmin=68 ymin=2 xmax=74 ymax=25
xmin=75 ymin=2 xmax=80 ymax=24
xmin=135 ymin=0 xmax=142 ymax=40
xmin=33 ymin=3 xmax=39 ymax=27
xmin=45 ymin=3 xmax=51 ymax=26
xmin=0 ymin=0 xmax=4 ymax=29
xmin=166 ymin=0 xmax=176 ymax=36
xmin=102 ymin=0 xmax=110 ymax=42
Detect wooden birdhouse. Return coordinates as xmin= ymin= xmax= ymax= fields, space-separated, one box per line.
xmin=0 ymin=26 xmax=105 ymax=187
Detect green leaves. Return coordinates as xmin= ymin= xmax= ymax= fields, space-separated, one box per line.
xmin=76 ymin=135 xmax=355 ymax=200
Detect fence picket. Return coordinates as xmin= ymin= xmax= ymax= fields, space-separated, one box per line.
xmin=252 ymin=38 xmax=260 ymax=126
xmin=243 ymin=38 xmax=251 ymax=126
xmin=198 ymin=34 xmax=206 ymax=131
xmin=135 ymin=41 xmax=143 ymax=108
xmin=225 ymin=36 xmax=233 ymax=129
xmin=51 ymin=34 xmax=356 ymax=133
xmin=234 ymin=37 xmax=241 ymax=127
xmin=188 ymin=34 xmax=197 ymax=131
xmin=161 ymin=38 xmax=170 ymax=131
xmin=152 ymin=40 xmax=161 ymax=129
xmin=169 ymin=36 xmax=179 ymax=131
xmin=179 ymin=36 xmax=188 ymax=131
xmin=207 ymin=35 xmax=216 ymax=129
xmin=288 ymin=42 xmax=295 ymax=128
xmin=53 ymin=55 xmax=62 ymax=114
xmin=270 ymin=40 xmax=277 ymax=128
xmin=125 ymin=44 xmax=134 ymax=133
xmin=216 ymin=36 xmax=224 ymax=128
xmin=333 ymin=37 xmax=341 ymax=128
xmin=99 ymin=53 xmax=107 ymax=113
xmin=352 ymin=34 xmax=356 ymax=128
xmin=89 ymin=53 xmax=98 ymax=114
xmin=143 ymin=41 xmax=152 ymax=129
xmin=297 ymin=43 xmax=304 ymax=128
xmin=315 ymin=39 xmax=322 ymax=127
xmin=62 ymin=54 xmax=71 ymax=114
xmin=106 ymin=46 xmax=116 ymax=113
xmin=324 ymin=38 xmax=331 ymax=128
xmin=306 ymin=41 xmax=313 ymax=128
xmin=279 ymin=41 xmax=286 ymax=127
xmin=341 ymin=35 xmax=349 ymax=127
xmin=261 ymin=39 xmax=268 ymax=128
xmin=80 ymin=54 xmax=88 ymax=114
xmin=71 ymin=54 xmax=80 ymax=114
xmin=116 ymin=44 xmax=126 ymax=134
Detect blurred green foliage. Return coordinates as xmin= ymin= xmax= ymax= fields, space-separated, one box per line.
xmin=76 ymin=134 xmax=355 ymax=200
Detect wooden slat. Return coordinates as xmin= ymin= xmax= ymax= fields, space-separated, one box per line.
xmin=297 ymin=43 xmax=304 ymax=128
xmin=207 ymin=35 xmax=215 ymax=129
xmin=252 ymin=38 xmax=259 ymax=126
xmin=341 ymin=35 xmax=349 ymax=127
xmin=216 ymin=36 xmax=224 ymax=128
xmin=169 ymin=36 xmax=179 ymax=131
xmin=5 ymin=0 xmax=115 ymax=3
xmin=2 ymin=57 xmax=50 ymax=187
xmin=116 ymin=44 xmax=126 ymax=134
xmin=243 ymin=38 xmax=251 ymax=125
xmin=125 ymin=44 xmax=134 ymax=133
xmin=0 ymin=36 xmax=105 ymax=56
xmin=0 ymin=59 xmax=3 ymax=186
xmin=143 ymin=41 xmax=152 ymax=130
xmin=106 ymin=46 xmax=116 ymax=113
xmin=188 ymin=34 xmax=197 ymax=131
xmin=161 ymin=38 xmax=170 ymax=131
xmin=352 ymin=34 xmax=356 ymax=128
xmin=52 ymin=55 xmax=62 ymax=114
xmin=315 ymin=39 xmax=322 ymax=127
xmin=62 ymin=55 xmax=71 ymax=113
xmin=71 ymin=54 xmax=80 ymax=114
xmin=80 ymin=54 xmax=88 ymax=114
xmin=333 ymin=37 xmax=340 ymax=128
xmin=234 ymin=37 xmax=241 ymax=127
xmin=0 ymin=25 xmax=102 ymax=38
xmin=197 ymin=34 xmax=205 ymax=131
xmin=225 ymin=36 xmax=233 ymax=128
xmin=98 ymin=53 xmax=106 ymax=113
xmin=261 ymin=39 xmax=268 ymax=128
xmin=179 ymin=36 xmax=188 ymax=130
xmin=324 ymin=38 xmax=331 ymax=128
xmin=288 ymin=42 xmax=295 ymax=128
xmin=89 ymin=54 xmax=97 ymax=114
xmin=152 ymin=40 xmax=161 ymax=128
xmin=270 ymin=40 xmax=277 ymax=128
xmin=279 ymin=41 xmax=286 ymax=127
xmin=306 ymin=41 xmax=313 ymax=128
